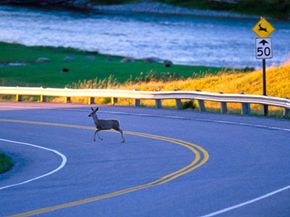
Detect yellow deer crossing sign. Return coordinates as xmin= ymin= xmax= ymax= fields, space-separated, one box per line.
xmin=252 ymin=17 xmax=275 ymax=38
xmin=252 ymin=17 xmax=275 ymax=116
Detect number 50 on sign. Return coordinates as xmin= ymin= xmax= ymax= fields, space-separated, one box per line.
xmin=255 ymin=38 xmax=272 ymax=59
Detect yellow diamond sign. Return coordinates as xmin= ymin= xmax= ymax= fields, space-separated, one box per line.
xmin=252 ymin=17 xmax=275 ymax=38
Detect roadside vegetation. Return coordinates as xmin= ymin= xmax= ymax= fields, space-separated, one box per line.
xmin=117 ymin=63 xmax=289 ymax=98
xmin=0 ymin=153 xmax=14 ymax=174
xmin=0 ymin=42 xmax=289 ymax=116
xmin=0 ymin=42 xmax=233 ymax=88
xmin=91 ymin=0 xmax=290 ymax=20
xmin=67 ymin=62 xmax=290 ymax=116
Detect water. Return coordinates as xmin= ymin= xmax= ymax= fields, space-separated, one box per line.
xmin=0 ymin=5 xmax=289 ymax=68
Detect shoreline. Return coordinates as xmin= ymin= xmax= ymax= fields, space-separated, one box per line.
xmin=93 ymin=1 xmax=258 ymax=20
xmin=1 ymin=0 xmax=289 ymax=20
xmin=1 ymin=1 xmax=260 ymax=20
xmin=0 ymin=5 xmax=288 ymax=69
xmin=0 ymin=42 xmax=232 ymax=88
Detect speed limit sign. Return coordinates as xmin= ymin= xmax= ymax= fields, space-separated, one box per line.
xmin=252 ymin=17 xmax=275 ymax=116
xmin=255 ymin=38 xmax=272 ymax=59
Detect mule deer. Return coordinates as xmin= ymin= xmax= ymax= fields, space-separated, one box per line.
xmin=88 ymin=107 xmax=125 ymax=143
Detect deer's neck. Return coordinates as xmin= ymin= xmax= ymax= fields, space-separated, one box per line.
xmin=92 ymin=114 xmax=99 ymax=125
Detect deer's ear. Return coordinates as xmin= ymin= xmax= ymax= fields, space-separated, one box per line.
xmin=96 ymin=107 xmax=99 ymax=111
xmin=91 ymin=107 xmax=94 ymax=111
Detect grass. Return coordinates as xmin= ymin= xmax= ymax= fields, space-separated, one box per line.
xmin=67 ymin=62 xmax=289 ymax=116
xmin=0 ymin=153 xmax=14 ymax=174
xmin=0 ymin=42 xmax=288 ymax=116
xmin=0 ymin=42 xmax=234 ymax=88
xmin=115 ymin=62 xmax=290 ymax=115
xmin=53 ymin=61 xmax=289 ymax=116
xmin=118 ymin=63 xmax=290 ymax=98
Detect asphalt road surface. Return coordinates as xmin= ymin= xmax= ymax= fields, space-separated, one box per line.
xmin=0 ymin=104 xmax=289 ymax=217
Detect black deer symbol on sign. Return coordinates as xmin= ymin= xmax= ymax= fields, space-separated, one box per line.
xmin=258 ymin=24 xmax=268 ymax=33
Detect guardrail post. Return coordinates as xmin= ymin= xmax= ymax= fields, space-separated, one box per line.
xmin=65 ymin=97 xmax=71 ymax=103
xmin=40 ymin=95 xmax=46 ymax=103
xmin=219 ymin=92 xmax=227 ymax=113
xmin=220 ymin=102 xmax=227 ymax=114
xmin=155 ymin=99 xmax=162 ymax=109
xmin=88 ymin=97 xmax=95 ymax=105
xmin=111 ymin=97 xmax=118 ymax=105
xmin=283 ymin=108 xmax=289 ymax=117
xmin=241 ymin=103 xmax=251 ymax=115
xmin=198 ymin=100 xmax=206 ymax=112
xmin=175 ymin=99 xmax=182 ymax=110
xmin=16 ymin=94 xmax=22 ymax=102
xmin=135 ymin=99 xmax=141 ymax=107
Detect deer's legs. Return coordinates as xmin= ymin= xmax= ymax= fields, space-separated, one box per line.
xmin=115 ymin=128 xmax=125 ymax=143
xmin=94 ymin=129 xmax=103 ymax=142
xmin=121 ymin=130 xmax=125 ymax=143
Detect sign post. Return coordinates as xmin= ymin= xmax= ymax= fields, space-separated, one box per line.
xmin=262 ymin=58 xmax=267 ymax=114
xmin=252 ymin=17 xmax=275 ymax=116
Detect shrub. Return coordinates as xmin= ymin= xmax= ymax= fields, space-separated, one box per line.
xmin=182 ymin=100 xmax=196 ymax=110
xmin=0 ymin=153 xmax=14 ymax=174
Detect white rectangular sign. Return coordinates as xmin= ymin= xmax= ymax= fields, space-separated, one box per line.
xmin=255 ymin=38 xmax=273 ymax=59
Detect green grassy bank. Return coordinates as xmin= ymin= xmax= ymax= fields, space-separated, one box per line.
xmin=0 ymin=42 xmax=235 ymax=88
xmin=0 ymin=153 xmax=14 ymax=174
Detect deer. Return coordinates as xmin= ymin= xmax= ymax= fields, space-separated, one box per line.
xmin=258 ymin=24 xmax=268 ymax=33
xmin=88 ymin=107 xmax=125 ymax=143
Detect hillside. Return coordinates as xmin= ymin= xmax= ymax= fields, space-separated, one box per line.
xmin=116 ymin=62 xmax=290 ymax=99
xmin=69 ymin=62 xmax=289 ymax=115
xmin=109 ymin=62 xmax=289 ymax=115
xmin=0 ymin=0 xmax=289 ymax=19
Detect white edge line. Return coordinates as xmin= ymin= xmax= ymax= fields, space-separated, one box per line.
xmin=196 ymin=119 xmax=290 ymax=132
xmin=0 ymin=138 xmax=67 ymax=190
xmin=198 ymin=185 xmax=290 ymax=217
xmin=101 ymin=111 xmax=290 ymax=132
xmin=101 ymin=110 xmax=290 ymax=216
xmin=1 ymin=113 xmax=289 ymax=215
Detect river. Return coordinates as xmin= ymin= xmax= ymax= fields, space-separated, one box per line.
xmin=0 ymin=5 xmax=289 ymax=68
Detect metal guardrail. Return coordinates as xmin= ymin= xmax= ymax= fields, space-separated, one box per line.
xmin=0 ymin=86 xmax=289 ymax=116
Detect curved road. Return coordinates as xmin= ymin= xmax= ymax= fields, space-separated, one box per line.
xmin=0 ymin=104 xmax=289 ymax=217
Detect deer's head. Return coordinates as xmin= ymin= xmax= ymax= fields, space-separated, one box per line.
xmin=88 ymin=107 xmax=99 ymax=117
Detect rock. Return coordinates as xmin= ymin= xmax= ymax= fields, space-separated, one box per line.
xmin=61 ymin=68 xmax=69 ymax=73
xmin=85 ymin=55 xmax=96 ymax=61
xmin=163 ymin=59 xmax=173 ymax=67
xmin=64 ymin=56 xmax=75 ymax=62
xmin=121 ymin=57 xmax=135 ymax=63
xmin=106 ymin=56 xmax=113 ymax=62
xmin=241 ymin=67 xmax=255 ymax=72
xmin=142 ymin=57 xmax=162 ymax=64
xmin=0 ymin=62 xmax=28 ymax=67
xmin=36 ymin=57 xmax=50 ymax=63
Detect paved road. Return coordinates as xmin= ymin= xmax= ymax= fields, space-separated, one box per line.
xmin=0 ymin=104 xmax=290 ymax=217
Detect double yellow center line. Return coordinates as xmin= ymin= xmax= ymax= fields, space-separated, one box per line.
xmin=0 ymin=119 xmax=209 ymax=217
